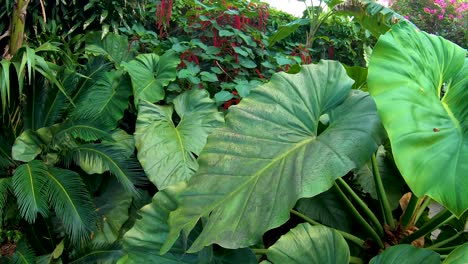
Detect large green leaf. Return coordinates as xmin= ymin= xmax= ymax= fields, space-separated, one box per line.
xmin=93 ymin=180 xmax=133 ymax=245
xmin=266 ymin=224 xmax=350 ymax=264
xmin=121 ymin=182 xmax=256 ymax=264
xmin=45 ymin=167 xmax=97 ymax=243
xmin=122 ymin=51 xmax=179 ymax=106
xmin=72 ymin=70 xmax=131 ymax=130
xmin=368 ymin=22 xmax=468 ymax=216
xmin=267 ymin=19 xmax=309 ymax=47
xmin=163 ymin=60 xmax=385 ymax=252
xmin=12 ymin=130 xmax=44 ymax=162
xmin=370 ymin=245 xmax=440 ymax=264
xmin=85 ymin=32 xmax=132 ymax=66
xmin=135 ymin=89 xmax=223 ymax=189
xmin=12 ymin=160 xmax=49 ymax=222
xmin=443 ymin=242 xmax=468 ymax=264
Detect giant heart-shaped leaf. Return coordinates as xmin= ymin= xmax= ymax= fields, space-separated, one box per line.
xmin=135 ymin=89 xmax=223 ymax=189
xmin=266 ymin=224 xmax=350 ymax=264
xmin=368 ymin=22 xmax=468 ymax=216
xmin=162 ymin=60 xmax=385 ymax=253
xmin=122 ymin=51 xmax=179 ymax=106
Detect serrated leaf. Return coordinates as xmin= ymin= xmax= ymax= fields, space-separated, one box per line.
xmin=163 ymin=61 xmax=384 ymax=252
xmin=122 ymin=51 xmax=179 ymax=106
xmin=368 ymin=22 xmax=468 ymax=216
xmin=135 ymin=89 xmax=224 ymax=189
xmin=267 ymin=224 xmax=350 ymax=264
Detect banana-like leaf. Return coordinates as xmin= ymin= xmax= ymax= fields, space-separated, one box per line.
xmin=135 ymin=89 xmax=224 ymax=189
xmin=266 ymin=224 xmax=350 ymax=264
xmin=121 ymin=182 xmax=256 ymax=263
xmin=68 ymin=144 xmax=144 ymax=195
xmin=443 ymin=242 xmax=468 ymax=264
xmin=368 ymin=22 xmax=468 ymax=216
xmin=72 ymin=70 xmax=131 ymax=130
xmin=370 ymin=244 xmax=440 ymax=264
xmin=163 ymin=60 xmax=385 ymax=252
xmin=10 ymin=239 xmax=36 ymax=264
xmin=85 ymin=32 xmax=132 ymax=67
xmin=45 ymin=167 xmax=97 ymax=244
xmin=122 ymin=51 xmax=179 ymax=106
xmin=69 ymin=243 xmax=124 ymax=264
xmin=12 ymin=160 xmax=49 ymax=222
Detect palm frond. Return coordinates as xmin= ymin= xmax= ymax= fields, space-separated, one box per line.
xmin=12 ymin=160 xmax=49 ymax=223
xmin=0 ymin=135 xmax=15 ymax=168
xmin=45 ymin=167 xmax=97 ymax=244
xmin=69 ymin=242 xmax=124 ymax=264
xmin=0 ymin=178 xmax=11 ymax=220
xmin=10 ymin=239 xmax=36 ymax=264
xmin=71 ymin=70 xmax=131 ymax=130
xmin=0 ymin=59 xmax=12 ymax=114
xmin=71 ymin=56 xmax=113 ymax=103
xmin=52 ymin=120 xmax=114 ymax=146
xmin=67 ymin=144 xmax=145 ymax=195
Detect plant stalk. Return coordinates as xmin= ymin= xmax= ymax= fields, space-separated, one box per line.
xmin=400 ymin=193 xmax=420 ymax=228
xmin=336 ymin=178 xmax=384 ymax=237
xmin=9 ymin=0 xmax=31 ymax=56
xmin=332 ymin=184 xmax=384 ymax=248
xmin=400 ymin=209 xmax=454 ymax=244
xmin=251 ymin=248 xmax=268 ymax=255
xmin=427 ymin=231 xmax=465 ymax=249
xmin=371 ymin=153 xmax=395 ymax=230
xmin=414 ymin=196 xmax=432 ymax=225
xmin=290 ymin=209 xmax=365 ymax=248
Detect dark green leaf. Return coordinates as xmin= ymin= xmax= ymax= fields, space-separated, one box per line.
xmin=370 ymin=245 xmax=440 ymax=264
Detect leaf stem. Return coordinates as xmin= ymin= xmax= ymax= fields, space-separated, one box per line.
xmin=336 ymin=178 xmax=384 ymax=237
xmin=414 ymin=196 xmax=432 ymax=225
xmin=332 ymin=184 xmax=384 ymax=248
xmin=427 ymin=231 xmax=465 ymax=249
xmin=400 ymin=193 xmax=420 ymax=228
xmin=290 ymin=209 xmax=365 ymax=248
xmin=349 ymin=256 xmax=364 ymax=264
xmin=400 ymin=209 xmax=454 ymax=244
xmin=430 ymin=246 xmax=459 ymax=253
xmin=371 ymin=153 xmax=395 ymax=230
xmin=250 ymin=248 xmax=268 ymax=255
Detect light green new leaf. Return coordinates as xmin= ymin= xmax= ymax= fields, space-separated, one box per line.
xmin=267 ymin=224 xmax=350 ymax=264
xmin=163 ymin=60 xmax=385 ymax=252
xmin=12 ymin=160 xmax=49 ymax=222
xmin=443 ymin=242 xmax=468 ymax=264
xmin=135 ymin=89 xmax=223 ymax=189
xmin=12 ymin=130 xmax=44 ymax=162
xmin=368 ymin=22 xmax=468 ymax=216
xmin=122 ymin=51 xmax=179 ymax=106
xmin=72 ymin=70 xmax=132 ymax=130
xmin=268 ymin=19 xmax=309 ymax=47
xmin=45 ymin=167 xmax=97 ymax=244
xmin=370 ymin=245 xmax=440 ymax=264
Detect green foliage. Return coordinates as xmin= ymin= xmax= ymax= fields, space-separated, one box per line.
xmin=370 ymin=244 xmax=441 ymax=264
xmin=266 ymin=224 xmax=350 ymax=264
xmin=368 ymin=21 xmax=467 ymax=216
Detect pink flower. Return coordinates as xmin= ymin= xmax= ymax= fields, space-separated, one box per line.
xmin=432 ymin=9 xmax=438 ymax=14
xmin=423 ymin=7 xmax=431 ymax=13
xmin=450 ymin=0 xmax=456 ymax=4
xmin=449 ymin=14 xmax=454 ymax=19
xmin=438 ymin=14 xmax=444 ymax=20
xmin=404 ymin=15 xmax=410 ymax=19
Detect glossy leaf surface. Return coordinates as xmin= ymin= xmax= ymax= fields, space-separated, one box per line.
xmin=368 ymin=22 xmax=468 ymax=216
xmin=370 ymin=245 xmax=440 ymax=264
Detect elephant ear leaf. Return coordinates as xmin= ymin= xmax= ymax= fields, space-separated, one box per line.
xmin=370 ymin=244 xmax=440 ymax=264
xmin=267 ymin=224 xmax=350 ymax=264
xmin=122 ymin=51 xmax=179 ymax=106
xmin=162 ymin=60 xmax=384 ymax=252
xmin=135 ymin=89 xmax=223 ymax=190
xmin=368 ymin=22 xmax=468 ymax=216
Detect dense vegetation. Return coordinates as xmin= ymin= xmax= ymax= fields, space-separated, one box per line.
xmin=0 ymin=0 xmax=466 ymax=263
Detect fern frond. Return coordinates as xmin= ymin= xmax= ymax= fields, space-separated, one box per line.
xmin=69 ymin=242 xmax=124 ymax=264
xmin=10 ymin=239 xmax=36 ymax=264
xmin=52 ymin=120 xmax=114 ymax=146
xmin=67 ymin=144 xmax=145 ymax=195
xmin=45 ymin=167 xmax=97 ymax=244
xmin=12 ymin=161 xmax=49 ymax=223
